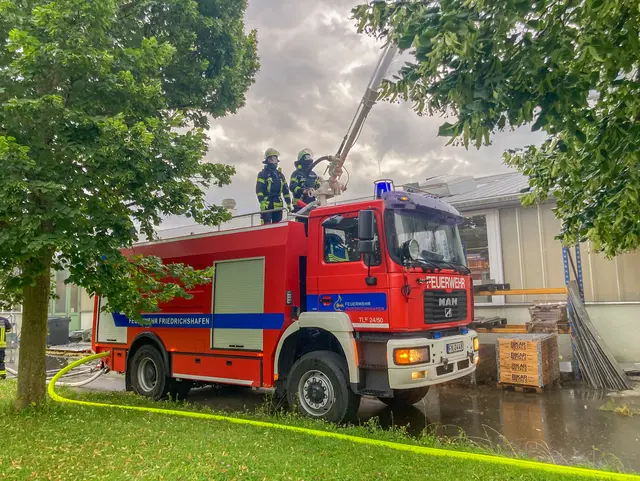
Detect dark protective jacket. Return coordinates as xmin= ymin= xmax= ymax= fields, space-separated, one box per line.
xmin=256 ymin=165 xmax=292 ymax=211
xmin=289 ymin=161 xmax=320 ymax=208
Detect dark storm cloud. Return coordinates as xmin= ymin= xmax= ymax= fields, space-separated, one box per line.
xmin=159 ymin=1 xmax=545 ymax=231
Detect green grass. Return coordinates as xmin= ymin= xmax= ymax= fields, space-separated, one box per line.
xmin=600 ymin=399 xmax=640 ymax=417
xmin=0 ymin=380 xmax=630 ymax=481
xmin=60 ymin=386 xmax=509 ymax=456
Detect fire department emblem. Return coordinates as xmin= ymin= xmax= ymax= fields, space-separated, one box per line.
xmin=333 ymin=295 xmax=345 ymax=311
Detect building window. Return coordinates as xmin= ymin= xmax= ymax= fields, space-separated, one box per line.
xmin=458 ymin=212 xmax=504 ymax=305
xmin=323 ymin=214 xmax=381 ymax=265
xmin=54 ymin=270 xmax=68 ymax=313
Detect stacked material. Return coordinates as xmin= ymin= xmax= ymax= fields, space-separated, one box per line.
xmin=470 ymin=316 xmax=507 ymax=329
xmin=567 ymin=281 xmax=631 ymax=391
xmin=496 ymin=333 xmax=560 ymax=388
xmin=526 ymin=303 xmax=569 ymax=333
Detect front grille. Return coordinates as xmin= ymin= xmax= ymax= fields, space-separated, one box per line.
xmin=424 ymin=290 xmax=468 ymax=324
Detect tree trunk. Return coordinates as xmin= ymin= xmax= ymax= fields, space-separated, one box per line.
xmin=14 ymin=253 xmax=53 ymax=410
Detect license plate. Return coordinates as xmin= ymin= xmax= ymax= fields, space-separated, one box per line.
xmin=446 ymin=341 xmax=464 ymax=354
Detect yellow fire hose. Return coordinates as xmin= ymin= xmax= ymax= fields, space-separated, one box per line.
xmin=48 ymin=351 xmax=639 ymax=481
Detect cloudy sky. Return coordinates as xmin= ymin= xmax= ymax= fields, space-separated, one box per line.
xmin=160 ymin=0 xmax=545 ymax=232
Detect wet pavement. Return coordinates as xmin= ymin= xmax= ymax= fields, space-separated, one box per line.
xmin=8 ymin=352 xmax=640 ymax=472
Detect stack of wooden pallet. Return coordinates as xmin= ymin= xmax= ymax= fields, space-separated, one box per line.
xmin=496 ymin=333 xmax=560 ymax=391
xmin=526 ymin=302 xmax=569 ymax=333
xmin=470 ymin=316 xmax=507 ymax=329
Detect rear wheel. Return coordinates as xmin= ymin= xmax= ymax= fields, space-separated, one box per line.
xmin=130 ymin=345 xmax=169 ymax=400
xmin=287 ymin=351 xmax=360 ymax=424
xmin=378 ymin=387 xmax=430 ymax=409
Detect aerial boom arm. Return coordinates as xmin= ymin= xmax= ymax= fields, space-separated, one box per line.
xmin=312 ymin=41 xmax=398 ymax=206
xmin=337 ymin=42 xmax=399 ymax=162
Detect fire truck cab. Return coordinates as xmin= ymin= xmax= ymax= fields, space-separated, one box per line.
xmin=93 ymin=189 xmax=478 ymax=423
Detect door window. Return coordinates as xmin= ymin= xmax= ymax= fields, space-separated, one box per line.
xmin=323 ymin=214 xmax=381 ymax=266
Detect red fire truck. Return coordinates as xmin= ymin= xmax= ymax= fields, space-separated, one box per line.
xmin=91 ymin=42 xmax=479 ymax=423
xmin=92 ymin=189 xmax=478 ymax=423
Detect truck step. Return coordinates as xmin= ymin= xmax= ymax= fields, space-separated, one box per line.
xmin=359 ymin=363 xmax=387 ymax=370
xmin=355 ymin=335 xmax=389 ymax=343
xmin=359 ymin=389 xmax=393 ymax=397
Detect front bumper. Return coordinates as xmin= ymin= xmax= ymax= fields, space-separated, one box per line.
xmin=386 ymin=331 xmax=477 ymax=390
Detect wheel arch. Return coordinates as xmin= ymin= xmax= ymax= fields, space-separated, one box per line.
xmin=274 ymin=312 xmax=358 ymax=384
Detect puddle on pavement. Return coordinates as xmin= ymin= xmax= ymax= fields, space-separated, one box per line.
xmin=358 ymin=385 xmax=640 ymax=472
xmin=185 ymin=382 xmax=640 ymax=472
xmin=7 ymin=350 xmax=70 ymax=372
xmin=46 ymin=355 xmax=69 ymax=371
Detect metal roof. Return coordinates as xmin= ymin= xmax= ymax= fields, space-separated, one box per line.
xmin=331 ymin=172 xmax=533 ymax=212
xmin=446 ymin=172 xmax=531 ymax=211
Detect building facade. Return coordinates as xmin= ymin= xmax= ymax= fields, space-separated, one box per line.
xmin=430 ymin=172 xmax=640 ymax=364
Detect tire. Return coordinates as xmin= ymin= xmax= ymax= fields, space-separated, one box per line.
xmin=130 ymin=345 xmax=169 ymax=400
xmin=168 ymin=379 xmax=193 ymax=401
xmin=378 ymin=387 xmax=430 ymax=409
xmin=286 ymin=350 xmax=360 ymax=424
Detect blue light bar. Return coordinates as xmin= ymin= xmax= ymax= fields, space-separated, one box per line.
xmin=374 ymin=179 xmax=394 ymax=199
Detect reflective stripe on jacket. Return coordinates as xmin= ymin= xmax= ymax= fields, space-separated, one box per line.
xmin=256 ymin=166 xmax=291 ymax=211
xmin=0 ymin=318 xmax=11 ymax=349
xmin=326 ymin=244 xmax=348 ymax=262
xmin=290 ymin=164 xmax=321 ymax=204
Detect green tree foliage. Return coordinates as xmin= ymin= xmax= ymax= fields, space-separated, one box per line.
xmin=0 ymin=0 xmax=258 ymax=408
xmin=353 ymin=0 xmax=640 ymax=257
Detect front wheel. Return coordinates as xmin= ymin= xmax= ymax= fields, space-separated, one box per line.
xmin=378 ymin=387 xmax=430 ymax=409
xmin=287 ymin=351 xmax=360 ymax=424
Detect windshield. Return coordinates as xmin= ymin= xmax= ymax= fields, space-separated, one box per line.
xmin=386 ymin=211 xmax=466 ymax=268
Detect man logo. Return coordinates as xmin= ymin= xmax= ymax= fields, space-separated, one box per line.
xmin=444 ymin=308 xmax=453 ymax=318
xmin=438 ymin=297 xmax=458 ymax=307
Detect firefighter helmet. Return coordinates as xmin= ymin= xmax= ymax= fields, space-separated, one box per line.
xmin=297 ymin=148 xmax=313 ymax=162
xmin=263 ymin=148 xmax=280 ymax=163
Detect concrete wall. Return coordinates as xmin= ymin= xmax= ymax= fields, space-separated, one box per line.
xmin=586 ymin=304 xmax=640 ymax=364
xmin=476 ymin=304 xmax=640 ymax=363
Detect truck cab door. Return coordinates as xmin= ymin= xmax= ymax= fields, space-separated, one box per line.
xmin=310 ymin=210 xmax=390 ymax=330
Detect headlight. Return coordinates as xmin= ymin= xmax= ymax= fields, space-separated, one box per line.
xmin=394 ymin=346 xmax=430 ymax=365
xmin=402 ymin=239 xmax=420 ymax=261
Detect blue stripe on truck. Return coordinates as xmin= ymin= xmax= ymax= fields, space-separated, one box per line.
xmin=214 ymin=313 xmax=284 ymax=330
xmin=112 ymin=312 xmax=284 ymax=330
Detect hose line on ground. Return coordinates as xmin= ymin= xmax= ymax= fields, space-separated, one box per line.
xmin=7 ymin=364 xmax=109 ymax=387
xmin=47 ymin=352 xmax=639 ymax=481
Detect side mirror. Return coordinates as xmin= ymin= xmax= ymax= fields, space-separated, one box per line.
xmin=358 ymin=209 xmax=375 ymax=240
xmin=358 ymin=239 xmax=375 ymax=255
xmin=358 ymin=209 xmax=376 ymax=257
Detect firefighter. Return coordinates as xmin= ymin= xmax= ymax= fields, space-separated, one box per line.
xmin=289 ymin=148 xmax=320 ymax=215
xmin=325 ymin=233 xmax=349 ymax=262
xmin=256 ymin=148 xmax=292 ymax=224
xmin=0 ymin=316 xmax=11 ymax=379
